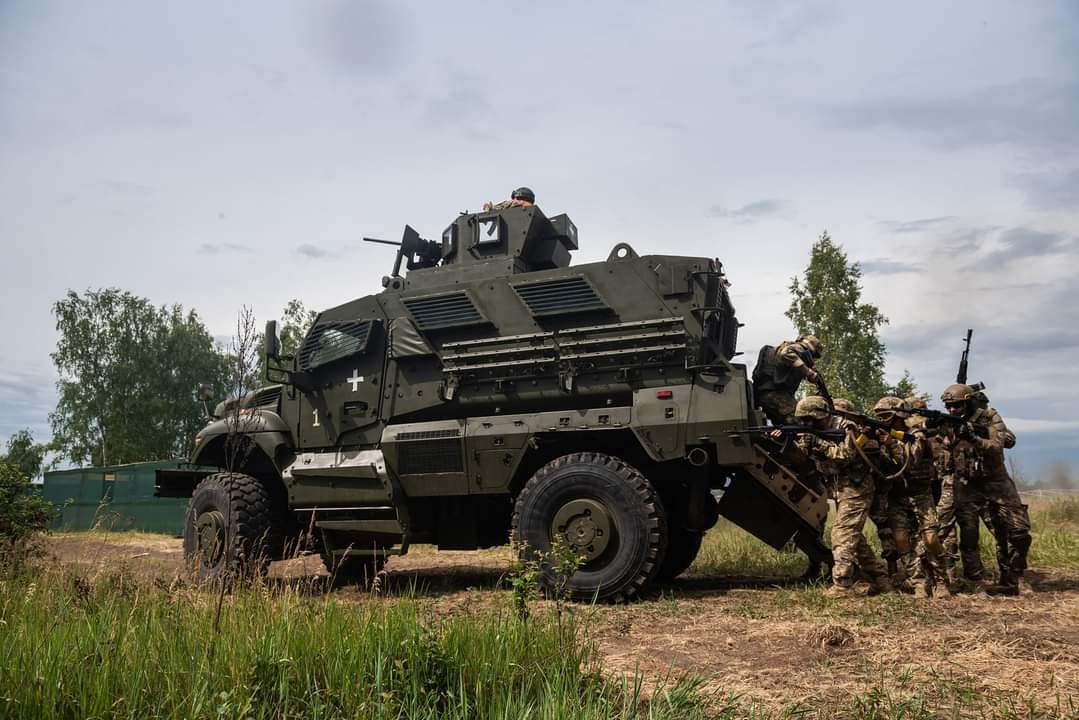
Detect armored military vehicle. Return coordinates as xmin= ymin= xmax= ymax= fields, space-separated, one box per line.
xmin=159 ymin=201 xmax=830 ymax=601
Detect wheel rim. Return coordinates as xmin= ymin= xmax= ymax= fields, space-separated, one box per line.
xmin=551 ymin=498 xmax=612 ymax=562
xmin=194 ymin=510 xmax=226 ymax=567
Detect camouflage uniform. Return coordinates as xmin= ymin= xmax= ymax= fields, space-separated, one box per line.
xmin=483 ymin=198 xmax=528 ymax=211
xmin=797 ymin=419 xmax=888 ymax=592
xmin=932 ymin=439 xmax=959 ymax=579
xmin=893 ymin=416 xmax=948 ymax=595
xmin=753 ymin=337 xmax=821 ymax=426
xmin=948 ymin=403 xmax=1031 ymax=585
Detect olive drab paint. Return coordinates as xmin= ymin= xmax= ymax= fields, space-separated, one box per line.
xmin=171 ymin=201 xmax=832 ymax=600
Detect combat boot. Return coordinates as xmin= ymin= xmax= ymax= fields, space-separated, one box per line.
xmin=913 ymin=581 xmax=930 ymax=600
xmin=969 ymin=579 xmax=989 ymax=597
xmin=825 ymin=582 xmax=858 ymax=598
xmin=931 ymin=582 xmax=952 ymax=600
xmin=868 ymin=575 xmax=893 ymax=596
xmin=1015 ymin=575 xmax=1034 ymax=596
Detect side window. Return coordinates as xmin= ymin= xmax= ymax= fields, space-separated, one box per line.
xmin=298 ymin=320 xmax=375 ymax=371
xmin=476 ymin=216 xmax=502 ymax=246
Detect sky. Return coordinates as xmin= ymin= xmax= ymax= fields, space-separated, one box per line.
xmin=1 ymin=1 xmax=1077 ymax=481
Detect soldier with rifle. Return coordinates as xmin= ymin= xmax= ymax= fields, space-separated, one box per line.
xmin=873 ymin=396 xmax=950 ymax=599
xmin=926 ymin=330 xmax=1032 ymax=594
xmin=789 ymin=396 xmax=892 ymax=597
xmin=753 ymin=335 xmax=827 ymax=425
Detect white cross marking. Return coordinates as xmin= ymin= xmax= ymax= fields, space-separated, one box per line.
xmin=347 ymin=369 xmax=364 ymax=392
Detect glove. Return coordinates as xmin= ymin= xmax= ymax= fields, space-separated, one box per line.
xmin=799 ymin=433 xmax=820 ymax=450
xmin=957 ymin=422 xmax=975 ymax=441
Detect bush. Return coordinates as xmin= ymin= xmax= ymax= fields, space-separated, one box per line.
xmin=0 ymin=461 xmax=57 ymax=566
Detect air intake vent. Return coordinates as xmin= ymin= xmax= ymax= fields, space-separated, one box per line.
xmin=513 ymin=276 xmax=608 ymax=317
xmin=299 ymin=320 xmax=373 ymax=370
xmin=403 ymin=292 xmax=487 ymax=330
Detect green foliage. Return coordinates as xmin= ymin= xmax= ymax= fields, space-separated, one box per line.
xmin=0 ymin=462 xmax=57 ymax=565
xmin=1 ymin=430 xmax=47 ymax=481
xmin=256 ymin=298 xmax=318 ymax=384
xmin=787 ymin=231 xmax=889 ymax=412
xmin=887 ymin=370 xmax=930 ymax=403
xmin=49 ymin=289 xmax=229 ymax=466
xmin=505 ymin=536 xmax=541 ymax=621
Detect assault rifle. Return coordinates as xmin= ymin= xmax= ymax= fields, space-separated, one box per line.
xmin=813 ymin=375 xmax=834 ymax=410
xmin=957 ymin=328 xmax=972 ymax=384
xmin=830 ymin=408 xmax=916 ymax=443
xmin=910 ymin=408 xmax=989 ymax=439
xmin=733 ymin=425 xmax=846 ymax=443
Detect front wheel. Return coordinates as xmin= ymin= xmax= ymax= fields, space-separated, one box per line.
xmin=512 ymin=452 xmax=667 ymax=603
xmin=183 ymin=472 xmax=272 ymax=582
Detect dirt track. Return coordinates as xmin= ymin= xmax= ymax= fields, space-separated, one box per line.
xmin=46 ymin=533 xmax=1079 ymax=713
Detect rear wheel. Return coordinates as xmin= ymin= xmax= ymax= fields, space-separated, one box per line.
xmin=183 ymin=472 xmax=272 ymax=581
xmin=656 ymin=527 xmax=704 ymax=580
xmin=512 ymin=452 xmax=667 ymax=603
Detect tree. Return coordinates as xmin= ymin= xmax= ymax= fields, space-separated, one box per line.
xmin=1 ymin=430 xmax=47 ymax=481
xmin=787 ymin=231 xmax=889 ymax=412
xmin=0 ymin=461 xmax=57 ymax=565
xmin=49 ymin=289 xmax=229 ymax=467
xmin=887 ymin=370 xmax=930 ymax=403
xmin=254 ymin=299 xmax=318 ymax=383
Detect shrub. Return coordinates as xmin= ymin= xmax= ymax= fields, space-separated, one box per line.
xmin=0 ymin=461 xmax=57 ymax=566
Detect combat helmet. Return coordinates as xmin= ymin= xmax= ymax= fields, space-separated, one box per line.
xmin=941 ymin=383 xmax=975 ymax=416
xmin=832 ymin=398 xmax=854 ymax=412
xmin=795 ymin=395 xmax=831 ymax=421
xmin=798 ymin=334 xmax=823 ymax=358
xmin=873 ymin=395 xmax=907 ymax=423
xmin=904 ymin=395 xmax=927 ymax=410
xmin=511 ymin=186 xmax=535 ymax=203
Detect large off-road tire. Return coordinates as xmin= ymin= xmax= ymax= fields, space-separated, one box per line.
xmin=512 ymin=452 xmax=667 ymax=603
xmin=656 ymin=527 xmax=704 ymax=581
xmin=183 ymin=472 xmax=273 ymax=582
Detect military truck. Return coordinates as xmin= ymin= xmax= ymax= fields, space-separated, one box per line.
xmin=159 ymin=201 xmax=830 ymax=601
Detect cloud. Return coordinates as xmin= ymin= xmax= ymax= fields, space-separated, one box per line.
xmin=312 ymin=0 xmax=407 ymax=77
xmin=858 ymin=259 xmax=921 ymax=275
xmin=0 ymin=370 xmax=57 ymax=441
xmin=878 ymin=216 xmax=953 ymax=234
xmin=824 ymin=79 xmax=1079 ymax=152
xmin=710 ymin=199 xmax=785 ymax=224
xmin=295 ymin=244 xmax=335 ymax=259
xmin=1012 ymin=168 xmax=1079 ymax=210
xmin=418 ymin=84 xmax=499 ymax=141
xmin=1008 ymin=418 xmax=1079 ymax=434
xmin=965 ymin=227 xmax=1072 ymax=270
xmin=197 ymin=242 xmax=253 ymax=255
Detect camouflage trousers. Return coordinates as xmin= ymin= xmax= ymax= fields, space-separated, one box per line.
xmin=869 ymin=479 xmax=896 ymax=562
xmin=891 ymin=491 xmax=947 ymax=586
xmin=832 ymin=480 xmax=886 ymax=586
xmin=936 ymin=474 xmax=959 ymax=574
xmin=756 ymin=390 xmax=796 ymax=426
xmin=955 ymin=473 xmax=1032 ymax=581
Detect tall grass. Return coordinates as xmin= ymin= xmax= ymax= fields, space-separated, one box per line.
xmin=692 ymin=496 xmax=1079 ymax=577
xmin=0 ymin=565 xmax=721 ymax=720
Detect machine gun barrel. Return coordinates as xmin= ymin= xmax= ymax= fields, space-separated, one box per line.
xmin=362 ymin=237 xmax=402 ymax=247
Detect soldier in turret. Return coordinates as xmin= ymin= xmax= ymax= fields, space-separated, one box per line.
xmin=753 ymin=335 xmax=824 ymax=426
xmin=483 ymin=186 xmax=536 ymax=211
xmin=940 ymin=383 xmax=1032 ymax=594
xmin=792 ymin=396 xmax=891 ymax=596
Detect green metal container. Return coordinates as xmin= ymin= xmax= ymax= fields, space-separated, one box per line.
xmin=43 ymin=461 xmax=199 ymax=536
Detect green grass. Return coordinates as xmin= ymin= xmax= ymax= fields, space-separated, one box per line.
xmin=0 ymin=564 xmax=724 ymax=720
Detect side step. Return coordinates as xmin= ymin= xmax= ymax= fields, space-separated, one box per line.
xmin=717 ymin=444 xmax=832 ymax=566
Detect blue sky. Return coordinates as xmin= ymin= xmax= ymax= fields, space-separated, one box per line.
xmin=1 ymin=1 xmax=1076 ymax=480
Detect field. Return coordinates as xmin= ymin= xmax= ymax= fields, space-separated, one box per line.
xmin=3 ymin=497 xmax=1078 ymax=719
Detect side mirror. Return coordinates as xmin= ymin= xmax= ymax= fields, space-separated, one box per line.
xmin=265 ymin=320 xmax=281 ymax=361
xmin=197 ymin=383 xmax=215 ymax=402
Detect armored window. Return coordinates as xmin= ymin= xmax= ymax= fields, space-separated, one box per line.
xmin=299 ymin=320 xmax=374 ymax=370
xmin=441 ymin=223 xmax=457 ymax=260
xmin=476 ymin=216 xmax=502 ymax=246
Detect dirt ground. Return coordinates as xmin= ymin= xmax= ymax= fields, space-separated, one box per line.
xmin=46 ymin=533 xmax=1079 ymax=713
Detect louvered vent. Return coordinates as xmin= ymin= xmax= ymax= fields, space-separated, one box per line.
xmin=513 ymin=276 xmax=608 ymax=317
xmin=299 ymin=320 xmax=373 ymax=370
xmin=403 ymin=292 xmax=486 ymax=330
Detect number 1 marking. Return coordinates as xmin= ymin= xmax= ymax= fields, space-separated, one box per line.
xmin=312 ymin=409 xmax=320 ymax=427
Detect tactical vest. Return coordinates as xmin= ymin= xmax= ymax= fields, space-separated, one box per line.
xmin=752 ymin=344 xmax=802 ymax=395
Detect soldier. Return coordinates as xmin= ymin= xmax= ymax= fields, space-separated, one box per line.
xmin=941 ymin=383 xmax=1032 ymax=594
xmin=753 ymin=335 xmax=824 ymax=426
xmin=907 ymin=394 xmax=961 ymax=581
xmin=483 ymin=186 xmax=535 ymax=211
xmin=875 ymin=396 xmax=950 ymax=599
xmin=792 ymin=396 xmax=891 ymax=596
